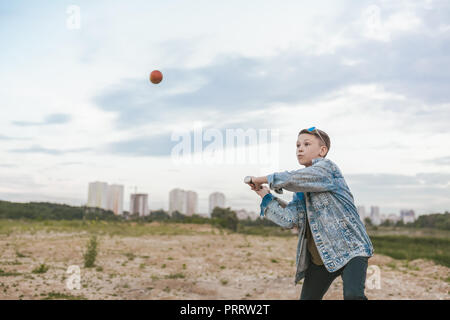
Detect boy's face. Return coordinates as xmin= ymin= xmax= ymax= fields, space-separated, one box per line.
xmin=296 ymin=133 xmax=327 ymax=166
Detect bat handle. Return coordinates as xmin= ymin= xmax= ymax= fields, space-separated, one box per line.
xmin=244 ymin=176 xmax=252 ymax=184
xmin=244 ymin=176 xmax=262 ymax=190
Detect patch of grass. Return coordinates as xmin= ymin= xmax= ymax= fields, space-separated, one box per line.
xmin=367 ymin=226 xmax=450 ymax=239
xmin=403 ymin=262 xmax=421 ymax=271
xmin=32 ymin=264 xmax=49 ymax=274
xmin=167 ymin=256 xmax=174 ymax=260
xmin=124 ymin=252 xmax=135 ymax=261
xmin=165 ymin=273 xmax=185 ymax=279
xmin=15 ymin=251 xmax=27 ymax=258
xmin=0 ymin=260 xmax=22 ymax=265
xmin=220 ymin=265 xmax=226 ymax=269
xmin=95 ymin=266 xmax=103 ymax=272
xmin=386 ymin=262 xmax=397 ymax=270
xmin=42 ymin=292 xmax=87 ymax=300
xmin=237 ymin=225 xmax=295 ymax=237
xmin=370 ymin=235 xmax=450 ymax=268
xmin=139 ymin=263 xmax=146 ymax=269
xmin=182 ymin=264 xmax=186 ymax=270
xmin=220 ymin=279 xmax=228 ymax=285
xmin=161 ymin=264 xmax=166 ymax=269
xmin=83 ymin=235 xmax=98 ymax=268
xmin=0 ymin=269 xmax=21 ymax=277
xmin=0 ymin=219 xmax=213 ymax=237
xmin=271 ymin=259 xmax=278 ymax=263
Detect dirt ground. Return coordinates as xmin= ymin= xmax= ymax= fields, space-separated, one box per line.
xmin=0 ymin=223 xmax=448 ymax=300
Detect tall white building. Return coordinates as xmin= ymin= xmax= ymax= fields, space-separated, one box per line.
xmin=87 ymin=181 xmax=109 ymax=210
xmin=169 ymin=188 xmax=199 ymax=216
xmin=370 ymin=206 xmax=381 ymax=225
xmin=185 ymin=191 xmax=198 ymax=216
xmin=107 ymin=184 xmax=124 ymax=215
xmin=169 ymin=188 xmax=186 ymax=216
xmin=87 ymin=181 xmax=124 ymax=215
xmin=209 ymin=192 xmax=226 ymax=216
xmin=130 ymin=193 xmax=149 ymax=217
xmin=356 ymin=205 xmax=366 ymax=222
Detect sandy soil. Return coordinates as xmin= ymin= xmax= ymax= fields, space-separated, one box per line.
xmin=0 ymin=224 xmax=448 ymax=300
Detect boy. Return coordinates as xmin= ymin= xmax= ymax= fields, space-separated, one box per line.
xmin=246 ymin=127 xmax=374 ymax=300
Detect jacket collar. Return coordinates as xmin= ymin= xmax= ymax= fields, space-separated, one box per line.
xmin=312 ymin=157 xmax=324 ymax=165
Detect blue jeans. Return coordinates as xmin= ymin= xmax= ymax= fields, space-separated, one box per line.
xmin=300 ymin=254 xmax=369 ymax=300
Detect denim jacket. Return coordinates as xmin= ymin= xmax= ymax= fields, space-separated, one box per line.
xmin=260 ymin=157 xmax=374 ymax=284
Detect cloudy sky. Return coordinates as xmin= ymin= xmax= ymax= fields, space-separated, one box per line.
xmin=1 ymin=0 xmax=449 ymax=216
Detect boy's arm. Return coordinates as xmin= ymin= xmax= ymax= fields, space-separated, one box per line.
xmin=260 ymin=193 xmax=306 ymax=229
xmin=266 ymin=162 xmax=336 ymax=193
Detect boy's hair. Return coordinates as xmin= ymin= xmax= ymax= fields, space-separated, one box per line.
xmin=298 ymin=128 xmax=331 ymax=157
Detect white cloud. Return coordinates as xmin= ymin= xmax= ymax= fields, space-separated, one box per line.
xmin=360 ymin=4 xmax=423 ymax=42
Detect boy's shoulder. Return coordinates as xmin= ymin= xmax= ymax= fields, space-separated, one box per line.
xmin=312 ymin=158 xmax=343 ymax=177
xmin=312 ymin=157 xmax=337 ymax=167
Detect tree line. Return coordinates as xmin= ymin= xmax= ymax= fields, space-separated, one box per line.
xmin=1 ymin=200 xmax=449 ymax=231
xmin=0 ymin=200 xmax=277 ymax=231
xmin=0 ymin=200 xmax=119 ymax=221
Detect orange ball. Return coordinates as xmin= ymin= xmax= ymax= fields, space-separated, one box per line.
xmin=150 ymin=70 xmax=163 ymax=84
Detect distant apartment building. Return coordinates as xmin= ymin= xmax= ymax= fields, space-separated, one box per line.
xmin=370 ymin=206 xmax=381 ymax=226
xmin=169 ymin=189 xmax=186 ymax=215
xmin=87 ymin=181 xmax=109 ymax=210
xmin=130 ymin=193 xmax=149 ymax=217
xmin=209 ymin=192 xmax=226 ymax=216
xmin=87 ymin=181 xmax=124 ymax=215
xmin=185 ymin=191 xmax=198 ymax=216
xmin=107 ymin=184 xmax=124 ymax=215
xmin=400 ymin=209 xmax=416 ymax=224
xmin=169 ymin=189 xmax=198 ymax=216
xmin=356 ymin=205 xmax=366 ymax=222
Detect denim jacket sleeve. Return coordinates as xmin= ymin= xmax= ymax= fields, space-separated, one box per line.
xmin=260 ymin=193 xmax=306 ymax=229
xmin=267 ymin=159 xmax=336 ymax=193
